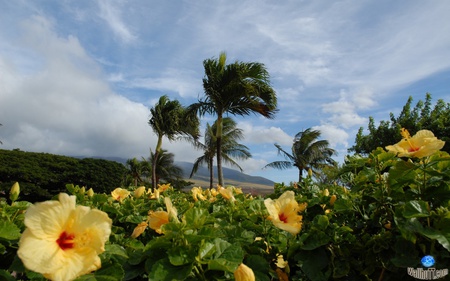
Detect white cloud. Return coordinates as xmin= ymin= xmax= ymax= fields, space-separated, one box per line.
xmin=97 ymin=0 xmax=136 ymax=44
xmin=312 ymin=124 xmax=349 ymax=148
xmin=238 ymin=121 xmax=292 ymax=146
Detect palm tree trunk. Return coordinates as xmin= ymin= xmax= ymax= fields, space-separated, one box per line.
xmin=152 ymin=135 xmax=163 ymax=188
xmin=216 ymin=115 xmax=224 ymax=186
xmin=298 ymin=168 xmax=304 ymax=183
xmin=209 ymin=157 xmax=214 ymax=189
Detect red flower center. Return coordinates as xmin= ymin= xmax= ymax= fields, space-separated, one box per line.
xmin=279 ymin=213 xmax=288 ymax=223
xmin=57 ymin=231 xmax=75 ymax=250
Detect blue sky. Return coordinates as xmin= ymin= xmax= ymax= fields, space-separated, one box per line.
xmin=1 ymin=1 xmax=450 ymax=184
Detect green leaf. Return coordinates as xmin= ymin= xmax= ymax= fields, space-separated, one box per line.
xmin=198 ymin=241 xmax=215 ymax=260
xmin=418 ymin=227 xmax=450 ymax=252
xmin=313 ymin=215 xmax=329 ymax=231
xmin=295 ymin=248 xmax=330 ymax=281
xmin=147 ymin=258 xmax=193 ymax=281
xmin=0 ymin=220 xmax=21 ymax=240
xmin=0 ymin=269 xmax=16 ymax=281
xmin=75 ymin=261 xmax=124 ymax=281
xmin=403 ymin=200 xmax=430 ymax=218
xmin=168 ymin=246 xmax=195 ymax=265
xmin=183 ymin=207 xmax=208 ymax=228
xmin=207 ymin=239 xmax=244 ymax=272
xmin=333 ymin=198 xmax=353 ymax=212
xmin=300 ymin=230 xmax=330 ymax=250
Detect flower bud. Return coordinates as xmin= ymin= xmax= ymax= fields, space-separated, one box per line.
xmin=87 ymin=188 xmax=94 ymax=197
xmin=134 ymin=186 xmax=146 ymax=198
xmin=10 ymin=182 xmax=20 ymax=202
xmin=234 ymin=263 xmax=255 ymax=281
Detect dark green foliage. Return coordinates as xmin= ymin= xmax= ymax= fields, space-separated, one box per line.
xmin=0 ymin=149 xmax=127 ymax=202
xmin=350 ymin=93 xmax=450 ymax=154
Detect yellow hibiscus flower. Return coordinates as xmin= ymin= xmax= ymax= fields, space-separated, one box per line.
xmin=191 ymin=186 xmax=206 ymax=201
xmin=385 ymin=128 xmax=445 ymax=158
xmin=234 ymin=263 xmax=255 ymax=281
xmin=111 ymin=187 xmax=130 ymax=202
xmin=17 ymin=193 xmax=112 ymax=281
xmin=218 ymin=185 xmax=235 ymax=202
xmin=147 ymin=197 xmax=178 ymax=234
xmin=134 ymin=186 xmax=146 ymax=198
xmin=264 ymin=191 xmax=307 ymax=235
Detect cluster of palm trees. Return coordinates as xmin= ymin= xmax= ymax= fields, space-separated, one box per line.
xmin=134 ymin=52 xmax=336 ymax=188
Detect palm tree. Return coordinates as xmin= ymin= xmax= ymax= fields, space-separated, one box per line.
xmin=264 ymin=128 xmax=337 ymax=183
xmin=142 ymin=149 xmax=184 ymax=186
xmin=190 ymin=117 xmax=251 ymax=188
xmin=149 ymin=95 xmax=199 ymax=188
xmin=125 ymin=158 xmax=146 ymax=187
xmin=189 ymin=52 xmax=277 ymax=185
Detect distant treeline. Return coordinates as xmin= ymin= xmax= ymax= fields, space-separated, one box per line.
xmin=0 ymin=149 xmax=127 ymax=202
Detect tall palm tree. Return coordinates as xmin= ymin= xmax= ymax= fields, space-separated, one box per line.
xmin=190 ymin=117 xmax=251 ymax=188
xmin=264 ymin=128 xmax=337 ymax=183
xmin=189 ymin=52 xmax=277 ymax=185
xmin=149 ymin=95 xmax=199 ymax=187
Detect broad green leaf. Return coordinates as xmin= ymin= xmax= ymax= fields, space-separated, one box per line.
xmin=295 ymin=248 xmax=330 ymax=281
xmin=0 ymin=220 xmax=21 ymax=240
xmin=183 ymin=207 xmax=208 ymax=228
xmin=0 ymin=270 xmax=16 ymax=281
xmin=168 ymin=246 xmax=195 ymax=265
xmin=418 ymin=227 xmax=450 ymax=252
xmin=333 ymin=198 xmax=353 ymax=212
xmin=75 ymin=261 xmax=124 ymax=281
xmin=313 ymin=215 xmax=329 ymax=231
xmin=403 ymin=200 xmax=430 ymax=218
xmin=208 ymin=240 xmax=244 ymax=272
xmin=300 ymin=230 xmax=330 ymax=250
xmin=198 ymin=241 xmax=215 ymax=260
xmin=147 ymin=258 xmax=192 ymax=281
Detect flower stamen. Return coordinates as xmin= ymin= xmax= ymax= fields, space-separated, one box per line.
xmin=278 ymin=213 xmax=288 ymax=223
xmin=57 ymin=231 xmax=75 ymax=250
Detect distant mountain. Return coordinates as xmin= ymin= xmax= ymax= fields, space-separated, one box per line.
xmin=73 ymin=156 xmax=275 ymax=194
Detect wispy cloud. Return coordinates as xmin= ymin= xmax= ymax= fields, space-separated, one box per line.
xmin=97 ymin=0 xmax=137 ymax=44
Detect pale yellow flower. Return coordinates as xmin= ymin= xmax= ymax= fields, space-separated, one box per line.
xmin=264 ymin=191 xmax=307 ymax=235
xmin=157 ymin=183 xmax=171 ymax=192
xmin=111 ymin=187 xmax=130 ymax=202
xmin=385 ymin=128 xmax=445 ymax=158
xmin=147 ymin=197 xmax=178 ymax=234
xmin=10 ymin=182 xmax=20 ymax=202
xmin=234 ymin=263 xmax=255 ymax=281
xmin=17 ymin=193 xmax=112 ymax=281
xmin=191 ymin=187 xmax=206 ymax=201
xmin=275 ymin=254 xmax=288 ymax=268
xmin=218 ymin=185 xmax=235 ymax=202
xmin=147 ymin=211 xmax=169 ymax=234
xmin=329 ymin=195 xmax=337 ymax=206
xmin=149 ymin=188 xmax=160 ymax=199
xmin=210 ymin=188 xmax=218 ymax=197
xmin=134 ymin=186 xmax=146 ymax=198
xmin=131 ymin=222 xmax=148 ymax=238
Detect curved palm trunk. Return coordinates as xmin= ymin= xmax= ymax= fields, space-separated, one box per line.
xmin=152 ymin=135 xmax=163 ymax=188
xmin=298 ymin=168 xmax=304 ymax=183
xmin=208 ymin=156 xmax=214 ymax=189
xmin=216 ymin=115 xmax=224 ymax=186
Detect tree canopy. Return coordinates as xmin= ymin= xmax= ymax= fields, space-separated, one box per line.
xmin=349 ymin=93 xmax=450 ymax=155
xmin=189 ymin=52 xmax=277 ymax=185
xmin=265 ymin=128 xmax=337 ymax=183
xmin=0 ymin=149 xmax=127 ymax=202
